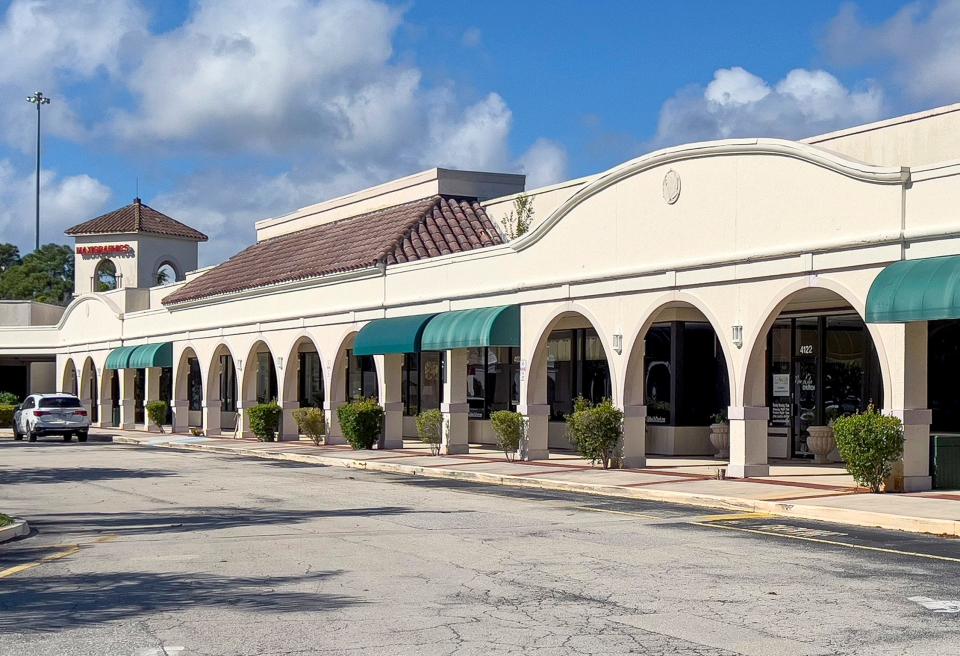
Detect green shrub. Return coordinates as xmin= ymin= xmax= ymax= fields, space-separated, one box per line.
xmin=416 ymin=409 xmax=444 ymax=456
xmin=833 ymin=406 xmax=904 ymax=493
xmin=490 ymin=410 xmax=524 ymax=461
xmin=0 ymin=405 xmax=14 ymax=429
xmin=293 ymin=407 xmax=326 ymax=446
xmin=566 ymin=397 xmax=623 ymax=469
xmin=337 ymin=398 xmax=383 ymax=450
xmin=146 ymin=400 xmax=168 ymax=433
xmin=0 ymin=392 xmax=18 ymax=405
xmin=247 ymin=402 xmax=282 ymax=442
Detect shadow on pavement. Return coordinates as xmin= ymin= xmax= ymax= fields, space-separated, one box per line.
xmin=0 ymin=570 xmax=361 ymax=633
xmin=0 ymin=466 xmax=178 ymax=486
xmin=14 ymin=505 xmax=423 ymax=538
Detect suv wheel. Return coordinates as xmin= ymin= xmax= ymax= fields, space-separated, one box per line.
xmin=28 ymin=430 xmax=37 ymax=442
xmin=77 ymin=431 xmax=88 ymax=443
xmin=12 ymin=425 xmax=23 ymax=440
xmin=63 ymin=433 xmax=72 ymax=442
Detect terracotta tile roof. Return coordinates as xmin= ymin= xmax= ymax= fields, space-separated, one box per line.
xmin=162 ymin=196 xmax=503 ymax=305
xmin=65 ymin=198 xmax=208 ymax=242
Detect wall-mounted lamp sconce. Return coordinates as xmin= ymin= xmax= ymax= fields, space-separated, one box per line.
xmin=277 ymin=357 xmax=284 ymax=370
xmin=612 ymin=333 xmax=623 ymax=355
xmin=732 ymin=325 xmax=743 ymax=349
xmin=235 ymin=358 xmax=243 ymax=371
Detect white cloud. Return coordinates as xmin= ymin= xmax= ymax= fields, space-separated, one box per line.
xmin=518 ymin=139 xmax=568 ymax=189
xmin=823 ymin=0 xmax=960 ymax=104
xmin=0 ymin=160 xmax=111 ymax=253
xmin=0 ymin=0 xmax=145 ymax=150
xmin=653 ymin=66 xmax=884 ymax=145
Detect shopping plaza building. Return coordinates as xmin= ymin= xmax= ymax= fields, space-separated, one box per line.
xmin=6 ymin=103 xmax=960 ymax=491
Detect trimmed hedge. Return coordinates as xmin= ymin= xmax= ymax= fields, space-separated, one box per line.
xmin=566 ymin=397 xmax=623 ymax=469
xmin=833 ymin=406 xmax=904 ymax=493
xmin=337 ymin=398 xmax=384 ymax=450
xmin=0 ymin=392 xmax=18 ymax=405
xmin=0 ymin=405 xmax=14 ymax=429
xmin=248 ymin=402 xmax=282 ymax=442
xmin=416 ymin=408 xmax=443 ymax=456
xmin=293 ymin=407 xmax=326 ymax=446
xmin=146 ymin=400 xmax=168 ymax=433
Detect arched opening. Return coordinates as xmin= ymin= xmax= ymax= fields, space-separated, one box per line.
xmin=527 ymin=310 xmax=613 ymax=451
xmin=623 ymin=300 xmax=731 ymax=457
xmin=281 ymin=337 xmax=325 ymax=439
xmin=743 ymin=287 xmax=883 ymax=461
xmin=155 ymin=261 xmax=179 ymax=285
xmin=242 ymin=341 xmax=278 ymax=405
xmin=174 ymin=347 xmax=204 ymax=432
xmin=62 ymin=359 xmax=78 ymax=396
xmin=95 ymin=259 xmax=119 ymax=291
xmin=334 ymin=334 xmax=377 ymax=403
xmin=204 ymin=345 xmax=238 ymax=435
xmin=79 ymin=358 xmax=98 ymax=423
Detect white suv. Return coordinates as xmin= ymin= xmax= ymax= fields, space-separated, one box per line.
xmin=13 ymin=394 xmax=91 ymax=442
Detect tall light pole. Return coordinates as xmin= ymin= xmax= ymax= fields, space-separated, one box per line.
xmin=26 ymin=91 xmax=50 ymax=252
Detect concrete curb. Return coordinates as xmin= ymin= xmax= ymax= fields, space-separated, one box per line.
xmin=0 ymin=519 xmax=30 ymax=543
xmin=111 ymin=436 xmax=960 ymax=538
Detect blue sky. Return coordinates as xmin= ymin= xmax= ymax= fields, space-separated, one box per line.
xmin=0 ymin=0 xmax=954 ymax=265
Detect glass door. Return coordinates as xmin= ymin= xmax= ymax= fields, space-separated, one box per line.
xmin=793 ymin=318 xmax=820 ymax=457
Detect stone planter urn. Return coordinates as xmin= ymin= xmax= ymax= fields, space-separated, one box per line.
xmin=709 ymin=423 xmax=729 ymax=459
xmin=806 ymin=425 xmax=836 ymax=464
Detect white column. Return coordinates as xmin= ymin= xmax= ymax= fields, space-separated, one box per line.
xmin=884 ymin=322 xmax=932 ymax=491
xmin=238 ymin=397 xmax=257 ymax=438
xmin=622 ymin=404 xmax=647 ymax=468
xmin=518 ymin=403 xmax=550 ymax=461
xmin=118 ymin=369 xmax=136 ymax=430
xmin=380 ymin=353 xmax=404 ymax=449
xmin=280 ymin=401 xmax=300 ymax=441
xmin=727 ymin=405 xmax=769 ymax=478
xmin=441 ymin=349 xmax=469 ymax=455
xmin=143 ymin=368 xmax=162 ymax=432
xmin=324 ymin=400 xmax=346 ymax=445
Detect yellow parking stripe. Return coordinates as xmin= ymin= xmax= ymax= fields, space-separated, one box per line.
xmin=695 ymin=512 xmax=776 ymax=522
xmin=0 ymin=545 xmax=80 ymax=579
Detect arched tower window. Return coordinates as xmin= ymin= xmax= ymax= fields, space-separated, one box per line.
xmin=95 ymin=259 xmax=119 ymax=291
xmin=155 ymin=262 xmax=179 ymax=285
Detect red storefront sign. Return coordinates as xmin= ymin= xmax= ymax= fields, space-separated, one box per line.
xmin=76 ymin=244 xmax=133 ymax=257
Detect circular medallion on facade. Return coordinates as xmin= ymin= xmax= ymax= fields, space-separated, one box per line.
xmin=662 ymin=169 xmax=681 ymax=204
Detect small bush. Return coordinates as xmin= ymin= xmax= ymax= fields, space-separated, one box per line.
xmin=0 ymin=392 xmax=18 ymax=405
xmin=248 ymin=401 xmax=282 ymax=442
xmin=0 ymin=405 xmax=14 ymax=428
xmin=146 ymin=400 xmax=168 ymax=433
xmin=416 ymin=408 xmax=444 ymax=456
xmin=566 ymin=397 xmax=623 ymax=469
xmin=490 ymin=410 xmax=524 ymax=461
xmin=337 ymin=398 xmax=384 ymax=450
xmin=293 ymin=407 xmax=326 ymax=446
xmin=833 ymin=405 xmax=904 ymax=493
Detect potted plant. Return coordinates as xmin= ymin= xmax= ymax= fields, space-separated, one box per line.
xmin=566 ymin=397 xmax=623 ymax=470
xmin=832 ymin=405 xmax=904 ymax=493
xmin=248 ymin=401 xmax=282 ymax=442
xmin=709 ymin=410 xmax=729 ymax=459
xmin=415 ymin=408 xmax=444 ymax=456
xmin=336 ymin=398 xmax=384 ymax=450
xmin=293 ymin=406 xmax=326 ymax=446
xmin=146 ymin=400 xmax=168 ymax=433
xmin=490 ymin=410 xmax=524 ymax=461
xmin=806 ymin=407 xmax=839 ymax=464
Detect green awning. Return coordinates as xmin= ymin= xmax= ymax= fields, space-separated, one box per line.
xmin=867 ymin=256 xmax=960 ymax=323
xmin=353 ymin=314 xmax=437 ymax=356
xmin=421 ymin=305 xmax=520 ymax=351
xmin=127 ymin=343 xmax=173 ymax=369
xmin=104 ymin=345 xmax=138 ymax=370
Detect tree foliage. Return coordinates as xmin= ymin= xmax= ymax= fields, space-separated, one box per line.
xmin=499 ymin=194 xmax=534 ymax=240
xmin=0 ymin=243 xmax=74 ymax=305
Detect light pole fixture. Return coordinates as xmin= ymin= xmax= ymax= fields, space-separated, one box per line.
xmin=26 ymin=91 xmax=51 ymax=252
xmin=732 ymin=324 xmax=744 ymax=349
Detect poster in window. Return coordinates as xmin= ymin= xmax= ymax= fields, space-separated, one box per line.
xmin=772 ymin=373 xmax=790 ymax=397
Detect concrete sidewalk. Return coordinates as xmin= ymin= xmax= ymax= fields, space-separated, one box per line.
xmin=28 ymin=428 xmax=960 ymax=538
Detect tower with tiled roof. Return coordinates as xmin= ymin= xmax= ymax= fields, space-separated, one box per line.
xmin=65 ymin=197 xmax=208 ymax=295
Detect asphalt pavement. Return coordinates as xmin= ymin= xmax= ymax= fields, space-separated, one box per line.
xmin=1 ymin=438 xmax=959 ymax=655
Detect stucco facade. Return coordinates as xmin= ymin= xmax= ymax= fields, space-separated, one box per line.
xmin=6 ymin=104 xmax=960 ymax=492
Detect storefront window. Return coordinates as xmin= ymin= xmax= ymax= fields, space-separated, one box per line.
xmin=402 ymin=352 xmax=443 ymax=416
xmin=220 ymin=355 xmax=237 ymax=412
xmin=298 ymin=351 xmax=324 ymax=407
xmin=929 ymin=320 xmax=960 ymax=432
xmin=255 ymin=352 xmax=278 ymax=403
xmin=159 ymin=367 xmax=173 ymax=423
xmin=188 ymin=358 xmax=203 ymax=411
xmin=546 ymin=328 xmax=611 ymax=421
xmin=547 ymin=331 xmax=574 ymax=420
xmin=467 ymin=348 xmax=486 ymax=418
xmin=466 ymin=347 xmax=520 ymax=419
xmin=134 ymin=368 xmax=145 ymax=424
xmin=346 ymin=350 xmax=378 ymax=401
xmin=644 ymin=324 xmax=672 ymax=424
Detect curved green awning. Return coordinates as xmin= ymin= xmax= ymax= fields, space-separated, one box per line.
xmin=353 ymin=314 xmax=437 ymax=356
xmin=104 ymin=345 xmax=138 ymax=370
xmin=421 ymin=305 xmax=520 ymax=351
xmin=867 ymin=256 xmax=960 ymax=323
xmin=127 ymin=343 xmax=173 ymax=369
